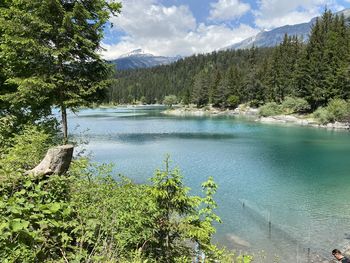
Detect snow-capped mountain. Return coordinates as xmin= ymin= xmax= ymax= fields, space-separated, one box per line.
xmin=118 ymin=49 xmax=154 ymax=58
xmin=111 ymin=49 xmax=181 ymax=70
xmin=223 ymin=8 xmax=350 ymax=50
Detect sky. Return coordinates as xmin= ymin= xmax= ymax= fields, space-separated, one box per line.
xmin=101 ymin=0 xmax=350 ymax=59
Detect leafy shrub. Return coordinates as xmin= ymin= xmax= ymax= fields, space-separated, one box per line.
xmin=281 ymin=97 xmax=310 ymax=114
xmin=313 ymin=107 xmax=330 ymax=124
xmin=326 ymin=99 xmax=350 ymax=122
xmin=69 ymin=157 xmax=223 ymax=262
xmin=226 ymin=95 xmax=240 ymax=108
xmin=163 ymin=95 xmax=177 ymax=108
xmin=0 ymin=125 xmax=54 ymax=173
xmin=259 ymin=102 xmax=282 ymax=117
xmin=68 ymin=159 xmax=157 ymax=262
xmin=313 ymin=99 xmax=350 ymax=124
xmin=0 ymin=115 xmax=17 ymax=151
xmin=0 ymin=173 xmax=76 ymax=262
xmin=0 ymin=125 xmax=74 ymax=262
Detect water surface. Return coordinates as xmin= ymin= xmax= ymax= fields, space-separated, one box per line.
xmin=69 ymin=106 xmax=350 ymax=262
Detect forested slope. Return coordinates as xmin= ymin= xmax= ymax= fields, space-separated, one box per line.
xmin=109 ymin=10 xmax=350 ymax=112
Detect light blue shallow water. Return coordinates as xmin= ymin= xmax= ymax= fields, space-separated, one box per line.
xmin=69 ymin=106 xmax=350 ymax=262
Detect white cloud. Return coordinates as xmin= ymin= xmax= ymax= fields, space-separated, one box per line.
xmin=254 ymin=0 xmax=344 ymax=29
xmin=209 ymin=0 xmax=251 ymax=21
xmin=102 ymin=0 xmax=258 ymax=59
xmin=112 ymin=0 xmax=196 ymax=40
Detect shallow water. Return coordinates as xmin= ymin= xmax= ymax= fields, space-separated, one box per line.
xmin=69 ymin=106 xmax=350 ymax=262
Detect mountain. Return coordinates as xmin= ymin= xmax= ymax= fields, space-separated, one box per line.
xmin=224 ymin=8 xmax=350 ymax=50
xmin=110 ymin=49 xmax=180 ymax=70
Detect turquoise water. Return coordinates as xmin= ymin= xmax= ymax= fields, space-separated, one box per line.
xmin=69 ymin=106 xmax=350 ymax=262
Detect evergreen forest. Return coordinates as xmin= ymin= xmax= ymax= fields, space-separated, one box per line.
xmin=109 ymin=10 xmax=350 ymax=114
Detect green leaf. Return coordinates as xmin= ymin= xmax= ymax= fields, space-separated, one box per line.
xmin=10 ymin=219 xmax=29 ymax=232
xmin=48 ymin=203 xmax=61 ymax=213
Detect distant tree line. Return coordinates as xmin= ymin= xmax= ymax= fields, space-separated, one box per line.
xmin=108 ymin=10 xmax=350 ymax=111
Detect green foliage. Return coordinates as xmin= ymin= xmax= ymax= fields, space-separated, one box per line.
xmin=259 ymin=102 xmax=282 ymax=117
xmin=192 ymin=70 xmax=210 ymax=107
xmin=325 ymin=99 xmax=350 ymax=122
xmin=313 ymin=107 xmax=330 ymax=124
xmin=163 ymin=95 xmax=178 ymax=108
xmin=0 ymin=173 xmax=75 ymax=263
xmin=296 ymin=10 xmax=350 ymax=109
xmin=219 ymin=250 xmax=253 ymax=263
xmin=266 ymin=34 xmax=302 ymax=102
xmin=68 ymin=159 xmax=156 ymax=262
xmin=226 ymin=95 xmax=240 ymax=109
xmin=236 ymin=254 xmax=254 ymax=263
xmin=281 ymin=97 xmax=310 ymax=114
xmin=0 ymin=115 xmax=17 ymax=151
xmin=258 ymin=97 xmax=310 ymax=117
xmin=314 ymin=99 xmax=350 ymax=123
xmin=0 ymin=125 xmax=55 ymax=178
xmin=0 ymin=0 xmax=122 ymax=141
xmin=147 ymin=156 xmax=222 ymax=262
xmin=67 ymin=156 xmax=225 ymax=262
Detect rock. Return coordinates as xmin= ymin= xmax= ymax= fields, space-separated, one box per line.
xmin=226 ymin=233 xmax=251 ymax=247
xmin=26 ymin=145 xmax=74 ymax=176
xmin=318 ymin=121 xmax=350 ymax=130
xmin=296 ymin=119 xmax=309 ymax=125
xmin=233 ymin=105 xmax=259 ymax=116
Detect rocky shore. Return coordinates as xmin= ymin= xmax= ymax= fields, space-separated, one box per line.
xmin=162 ymin=105 xmax=258 ymax=117
xmin=259 ymin=115 xmax=350 ymax=130
xmin=162 ymin=105 xmax=350 ymax=131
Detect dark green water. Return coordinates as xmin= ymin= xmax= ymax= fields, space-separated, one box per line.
xmin=69 ymin=106 xmax=350 ymax=262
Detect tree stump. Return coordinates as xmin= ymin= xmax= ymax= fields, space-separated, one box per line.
xmin=26 ymin=145 xmax=74 ymax=176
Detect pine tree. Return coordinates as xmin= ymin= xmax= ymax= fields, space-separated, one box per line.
xmin=209 ymin=69 xmax=221 ymax=106
xmin=296 ymin=9 xmax=350 ymax=109
xmin=227 ymin=65 xmax=243 ymax=101
xmin=192 ymin=70 xmax=210 ymax=107
xmin=267 ymin=34 xmax=302 ymax=102
xmin=243 ymin=46 xmax=265 ymax=105
xmin=0 ymin=0 xmax=122 ymax=142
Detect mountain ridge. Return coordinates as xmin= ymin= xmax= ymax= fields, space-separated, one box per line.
xmin=110 ymin=49 xmax=180 ymax=70
xmin=223 ymin=8 xmax=350 ymax=50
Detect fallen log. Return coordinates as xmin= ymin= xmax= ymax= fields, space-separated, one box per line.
xmin=26 ymin=145 xmax=74 ymax=176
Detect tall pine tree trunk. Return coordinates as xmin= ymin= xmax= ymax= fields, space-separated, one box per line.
xmin=61 ymin=105 xmax=68 ymax=143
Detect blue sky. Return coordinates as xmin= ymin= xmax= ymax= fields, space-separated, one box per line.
xmin=102 ymin=0 xmax=350 ymax=59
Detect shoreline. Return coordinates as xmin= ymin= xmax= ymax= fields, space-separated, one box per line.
xmin=162 ymin=106 xmax=350 ymax=131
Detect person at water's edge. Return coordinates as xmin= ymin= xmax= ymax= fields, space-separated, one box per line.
xmin=332 ymin=249 xmax=350 ymax=262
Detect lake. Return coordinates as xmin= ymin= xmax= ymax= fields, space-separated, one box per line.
xmin=69 ymin=106 xmax=350 ymax=262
